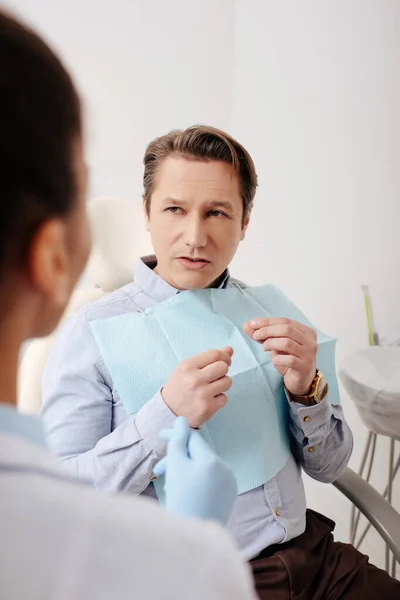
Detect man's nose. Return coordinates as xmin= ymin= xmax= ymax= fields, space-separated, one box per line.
xmin=183 ymin=215 xmax=207 ymax=249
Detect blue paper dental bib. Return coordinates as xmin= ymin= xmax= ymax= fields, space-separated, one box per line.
xmin=90 ymin=284 xmax=338 ymax=498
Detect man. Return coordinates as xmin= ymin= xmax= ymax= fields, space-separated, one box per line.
xmin=42 ymin=125 xmax=400 ymax=596
xmin=0 ymin=11 xmax=257 ymax=599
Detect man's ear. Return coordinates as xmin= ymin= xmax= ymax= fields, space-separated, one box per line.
xmin=28 ymin=219 xmax=70 ymax=307
xmin=240 ymin=213 xmax=251 ymax=241
xmin=142 ymin=196 xmax=150 ymax=232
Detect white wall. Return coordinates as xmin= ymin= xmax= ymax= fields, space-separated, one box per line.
xmin=7 ymin=0 xmax=234 ymax=203
xmin=231 ymin=0 xmax=400 ymax=570
xmin=7 ymin=0 xmax=399 ymax=571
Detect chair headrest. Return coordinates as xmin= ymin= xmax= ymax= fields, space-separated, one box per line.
xmin=86 ymin=197 xmax=153 ymax=292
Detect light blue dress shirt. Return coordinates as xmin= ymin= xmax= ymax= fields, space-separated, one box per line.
xmin=41 ymin=256 xmax=353 ymax=560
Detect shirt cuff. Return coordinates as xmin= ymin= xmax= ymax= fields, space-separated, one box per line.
xmin=135 ymin=390 xmax=177 ymax=458
xmin=286 ymin=389 xmax=333 ymax=437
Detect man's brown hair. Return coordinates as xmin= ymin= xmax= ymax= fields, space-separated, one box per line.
xmin=143 ymin=125 xmax=258 ymax=225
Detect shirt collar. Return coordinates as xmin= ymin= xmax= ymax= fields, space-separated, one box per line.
xmin=0 ymin=404 xmax=47 ymax=449
xmin=133 ymin=255 xmax=231 ymax=301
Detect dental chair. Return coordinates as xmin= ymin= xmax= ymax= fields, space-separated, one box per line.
xmin=17 ymin=196 xmax=400 ymax=568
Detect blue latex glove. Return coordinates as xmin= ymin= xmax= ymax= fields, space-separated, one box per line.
xmin=153 ymin=417 xmax=237 ymax=525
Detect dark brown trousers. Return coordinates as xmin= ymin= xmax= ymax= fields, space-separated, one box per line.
xmin=250 ymin=510 xmax=400 ymax=599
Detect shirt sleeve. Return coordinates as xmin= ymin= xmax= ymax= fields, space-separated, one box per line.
xmin=287 ymin=391 xmax=353 ymax=483
xmin=41 ymin=311 xmax=177 ymax=493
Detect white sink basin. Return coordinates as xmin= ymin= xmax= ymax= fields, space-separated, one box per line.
xmin=339 ymin=347 xmax=400 ymax=441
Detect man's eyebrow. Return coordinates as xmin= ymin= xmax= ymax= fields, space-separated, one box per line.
xmin=162 ymin=197 xmax=187 ymax=205
xmin=206 ymin=200 xmax=235 ymax=211
xmin=161 ymin=198 xmax=235 ymax=212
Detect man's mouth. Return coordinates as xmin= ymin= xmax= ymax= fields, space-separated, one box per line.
xmin=176 ymin=257 xmax=211 ymax=271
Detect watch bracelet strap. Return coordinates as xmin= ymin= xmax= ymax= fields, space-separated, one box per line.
xmin=288 ymin=371 xmax=327 ymax=405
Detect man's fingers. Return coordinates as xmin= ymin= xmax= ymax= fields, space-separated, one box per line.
xmin=200 ymin=360 xmax=229 ymax=384
xmin=209 ymin=376 xmax=232 ymax=397
xmin=263 ymin=337 xmax=302 ymax=358
xmin=271 ymin=353 xmax=302 ymax=370
xmin=244 ymin=317 xmax=291 ymax=330
xmin=217 ymin=347 xmax=233 ymax=368
xmin=153 ymin=456 xmax=167 ymax=476
xmin=252 ymin=324 xmax=305 ymax=345
xmin=242 ymin=322 xmax=255 ymax=340
xmin=221 ymin=346 xmax=234 ymax=359
xmin=246 ymin=317 xmax=312 ymax=336
xmin=212 ymin=393 xmax=229 ymax=411
xmin=188 ymin=347 xmax=234 ymax=370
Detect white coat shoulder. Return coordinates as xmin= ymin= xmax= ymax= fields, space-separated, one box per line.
xmin=0 ymin=434 xmax=256 ymax=600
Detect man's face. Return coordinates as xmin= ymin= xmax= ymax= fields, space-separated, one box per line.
xmin=144 ymin=157 xmax=249 ymax=290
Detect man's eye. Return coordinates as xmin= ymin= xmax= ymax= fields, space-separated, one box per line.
xmin=208 ymin=210 xmax=226 ymax=218
xmin=166 ymin=206 xmax=182 ymax=213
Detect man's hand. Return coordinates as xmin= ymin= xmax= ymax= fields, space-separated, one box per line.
xmin=243 ymin=317 xmax=317 ymax=396
xmin=153 ymin=417 xmax=237 ymax=524
xmin=161 ymin=347 xmax=233 ymax=428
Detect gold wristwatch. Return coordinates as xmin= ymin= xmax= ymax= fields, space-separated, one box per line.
xmin=288 ymin=370 xmax=328 ymax=406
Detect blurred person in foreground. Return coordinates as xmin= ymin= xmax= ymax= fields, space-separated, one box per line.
xmin=0 ymin=10 xmax=257 ymax=600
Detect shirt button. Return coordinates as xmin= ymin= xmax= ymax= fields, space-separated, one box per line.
xmin=275 ymin=509 xmax=280 ymax=517
xmin=308 ymin=446 xmax=315 ymax=453
xmin=150 ymin=476 xmax=157 ymax=481
xmin=303 ymin=415 xmax=311 ymax=423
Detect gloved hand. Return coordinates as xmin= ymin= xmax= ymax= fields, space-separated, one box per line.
xmin=153 ymin=416 xmax=237 ymax=525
